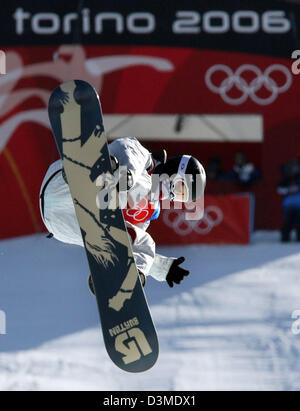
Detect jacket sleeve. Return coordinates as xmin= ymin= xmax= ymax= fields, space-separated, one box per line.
xmin=108 ymin=137 xmax=152 ymax=196
xmin=126 ymin=221 xmax=175 ymax=282
xmin=148 ymin=254 xmax=176 ymax=282
xmin=126 ymin=221 xmax=155 ymax=276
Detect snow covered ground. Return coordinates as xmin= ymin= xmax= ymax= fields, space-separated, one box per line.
xmin=1 ymin=232 xmax=300 ymax=391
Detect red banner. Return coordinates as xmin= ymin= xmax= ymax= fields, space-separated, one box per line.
xmin=0 ymin=43 xmax=296 ymax=238
xmin=148 ymin=194 xmax=253 ymax=245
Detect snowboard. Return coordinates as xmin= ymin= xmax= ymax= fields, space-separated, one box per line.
xmin=48 ymin=80 xmax=159 ymax=373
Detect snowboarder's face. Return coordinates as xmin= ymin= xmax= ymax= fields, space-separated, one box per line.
xmin=171 ymin=179 xmax=188 ymax=202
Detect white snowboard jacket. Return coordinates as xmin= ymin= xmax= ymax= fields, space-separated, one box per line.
xmin=39 ymin=137 xmax=175 ymax=282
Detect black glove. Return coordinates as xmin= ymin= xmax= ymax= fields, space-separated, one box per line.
xmin=166 ymin=257 xmax=189 ymax=288
xmin=110 ymin=155 xmax=133 ymax=191
xmin=138 ymin=271 xmax=146 ymax=287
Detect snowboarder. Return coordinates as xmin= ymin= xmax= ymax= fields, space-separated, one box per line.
xmin=39 ymin=137 xmax=206 ymax=290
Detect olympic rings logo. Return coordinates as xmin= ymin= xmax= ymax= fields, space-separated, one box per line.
xmin=205 ymin=64 xmax=292 ymax=105
xmin=163 ymin=206 xmax=223 ymax=235
xmin=125 ymin=197 xmax=150 ymax=222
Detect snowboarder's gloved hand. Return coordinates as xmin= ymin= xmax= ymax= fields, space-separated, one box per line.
xmin=166 ymin=257 xmax=189 ymax=288
xmin=110 ymin=155 xmax=133 ymax=192
xmin=138 ymin=271 xmax=146 ymax=287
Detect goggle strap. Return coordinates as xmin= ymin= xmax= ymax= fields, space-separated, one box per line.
xmin=178 ymin=155 xmax=191 ymax=177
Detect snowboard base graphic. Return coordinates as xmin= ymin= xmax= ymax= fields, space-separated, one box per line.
xmin=48 ymin=80 xmax=159 ymax=372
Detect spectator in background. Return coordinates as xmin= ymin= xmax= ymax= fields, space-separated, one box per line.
xmin=277 ymin=158 xmax=300 ymax=242
xmin=206 ymin=156 xmax=225 ymax=181
xmin=227 ymin=151 xmax=261 ymax=186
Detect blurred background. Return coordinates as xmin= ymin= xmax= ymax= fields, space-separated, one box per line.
xmin=1 ymin=0 xmax=300 ymax=244
xmin=1 ymin=0 xmax=300 ymax=391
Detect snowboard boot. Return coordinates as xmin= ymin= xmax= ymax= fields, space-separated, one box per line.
xmin=88 ymin=273 xmax=96 ymax=296
xmin=139 ymin=271 xmax=146 ymax=287
xmin=88 ymin=271 xmax=146 ymax=297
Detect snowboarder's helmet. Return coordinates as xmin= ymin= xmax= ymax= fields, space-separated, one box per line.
xmin=162 ymin=155 xmax=206 ymax=202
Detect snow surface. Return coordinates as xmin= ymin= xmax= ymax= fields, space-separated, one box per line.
xmin=1 ymin=232 xmax=300 ymax=391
